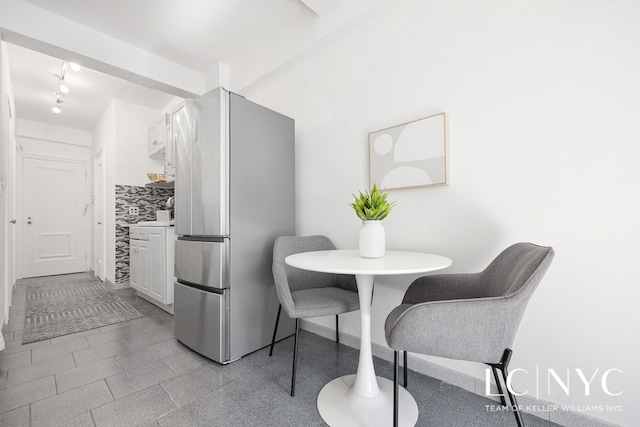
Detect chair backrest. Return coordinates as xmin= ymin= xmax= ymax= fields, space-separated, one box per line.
xmin=273 ymin=235 xmax=339 ymax=292
xmin=480 ymin=242 xmax=554 ymax=299
xmin=386 ymin=242 xmax=553 ymax=363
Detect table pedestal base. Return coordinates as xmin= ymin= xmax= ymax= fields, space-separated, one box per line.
xmin=317 ymin=374 xmax=418 ymax=427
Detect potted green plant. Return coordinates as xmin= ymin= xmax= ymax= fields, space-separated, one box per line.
xmin=349 ymin=183 xmax=396 ymax=258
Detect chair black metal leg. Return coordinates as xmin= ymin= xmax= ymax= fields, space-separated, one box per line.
xmin=335 ymin=315 xmax=340 ymax=343
xmin=393 ymin=350 xmax=399 ymax=427
xmin=403 ymin=351 xmax=408 ymax=387
xmin=488 ymin=349 xmax=525 ymax=427
xmin=291 ymin=318 xmax=300 ymax=397
xmin=491 ymin=365 xmax=508 ymax=407
xmin=269 ymin=304 xmax=282 ymax=357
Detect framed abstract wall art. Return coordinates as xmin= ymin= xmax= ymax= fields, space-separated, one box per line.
xmin=369 ymin=112 xmax=448 ymax=191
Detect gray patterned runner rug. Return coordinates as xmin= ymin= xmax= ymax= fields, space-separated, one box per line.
xmin=23 ymin=276 xmax=143 ymax=344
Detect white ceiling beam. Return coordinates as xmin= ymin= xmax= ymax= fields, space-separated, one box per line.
xmin=0 ymin=0 xmax=205 ymax=98
xmin=299 ymin=0 xmax=342 ymax=16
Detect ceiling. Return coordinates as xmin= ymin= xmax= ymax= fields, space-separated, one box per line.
xmin=5 ymin=0 xmax=355 ymax=130
xmin=7 ymin=43 xmax=177 ymax=130
xmin=22 ymin=0 xmax=320 ymax=73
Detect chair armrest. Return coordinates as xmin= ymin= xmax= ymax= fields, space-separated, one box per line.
xmin=385 ymin=296 xmax=516 ymax=363
xmin=402 ymin=273 xmax=484 ymax=304
xmin=272 ymin=263 xmax=296 ymax=317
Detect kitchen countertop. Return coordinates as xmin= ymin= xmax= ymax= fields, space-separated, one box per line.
xmin=126 ymin=220 xmax=175 ymax=228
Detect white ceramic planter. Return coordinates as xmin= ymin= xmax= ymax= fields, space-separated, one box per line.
xmin=359 ymin=220 xmax=385 ymax=258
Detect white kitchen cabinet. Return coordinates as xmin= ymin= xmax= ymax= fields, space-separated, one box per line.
xmin=130 ymin=238 xmax=149 ymax=293
xmin=149 ymin=228 xmax=167 ymax=302
xmin=148 ymin=113 xmax=170 ymax=159
xmin=165 ymin=102 xmax=186 ymax=178
xmin=129 ymin=225 xmax=175 ymax=313
xmin=148 ymin=111 xmax=176 ymax=180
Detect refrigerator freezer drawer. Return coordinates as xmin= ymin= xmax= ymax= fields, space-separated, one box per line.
xmin=175 ymin=239 xmax=227 ymax=290
xmin=174 ymin=282 xmax=227 ymax=363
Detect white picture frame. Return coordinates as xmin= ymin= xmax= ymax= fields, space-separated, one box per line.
xmin=369 ymin=112 xmax=448 ymax=191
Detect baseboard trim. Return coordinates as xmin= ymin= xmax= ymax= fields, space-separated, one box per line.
xmin=111 ymin=280 xmax=130 ymax=290
xmin=102 ymin=277 xmax=116 ymax=290
xmin=136 ymin=291 xmax=174 ymax=315
xmin=299 ymin=320 xmax=618 ymax=427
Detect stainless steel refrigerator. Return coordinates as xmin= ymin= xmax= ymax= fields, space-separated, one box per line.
xmin=173 ymin=87 xmax=295 ymax=363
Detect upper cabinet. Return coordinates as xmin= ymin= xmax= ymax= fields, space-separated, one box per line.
xmin=148 ymin=104 xmax=183 ymax=180
xmin=148 ymin=113 xmax=170 ymax=159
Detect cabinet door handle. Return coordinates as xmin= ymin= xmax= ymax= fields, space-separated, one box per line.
xmin=9 ymin=219 xmax=16 ymax=224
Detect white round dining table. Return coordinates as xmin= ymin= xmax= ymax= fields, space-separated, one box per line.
xmin=285 ymin=249 xmax=452 ymax=427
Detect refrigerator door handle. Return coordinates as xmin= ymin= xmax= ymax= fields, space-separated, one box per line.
xmin=193 ymin=118 xmax=198 ymax=143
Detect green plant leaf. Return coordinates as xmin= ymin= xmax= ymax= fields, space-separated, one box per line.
xmin=348 ymin=183 xmax=396 ymax=221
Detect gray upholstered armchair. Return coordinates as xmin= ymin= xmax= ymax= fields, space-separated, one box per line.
xmin=269 ymin=235 xmax=360 ymax=396
xmin=385 ymin=242 xmax=554 ymax=427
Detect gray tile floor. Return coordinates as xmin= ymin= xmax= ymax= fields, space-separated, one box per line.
xmin=0 ymin=274 xmax=562 ymax=427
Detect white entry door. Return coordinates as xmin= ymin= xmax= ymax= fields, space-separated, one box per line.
xmin=22 ymin=157 xmax=88 ymax=278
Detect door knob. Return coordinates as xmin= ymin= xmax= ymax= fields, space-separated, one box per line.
xmin=27 ymin=217 xmax=32 ymax=225
xmin=9 ymin=219 xmax=16 ymax=224
xmin=98 ymin=222 xmax=102 ymax=225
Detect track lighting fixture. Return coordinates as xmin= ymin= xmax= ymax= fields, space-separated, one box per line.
xmin=51 ymin=60 xmax=78 ymax=115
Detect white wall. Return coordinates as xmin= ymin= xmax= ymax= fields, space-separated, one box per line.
xmin=243 ymin=0 xmax=640 ymax=425
xmin=91 ymin=99 xmax=169 ymax=285
xmin=113 ymin=100 xmax=164 ymax=186
xmin=16 ymin=119 xmax=91 ymax=148
xmin=16 ymin=119 xmax=91 ymax=161
xmin=92 ymin=102 xmax=117 ymax=285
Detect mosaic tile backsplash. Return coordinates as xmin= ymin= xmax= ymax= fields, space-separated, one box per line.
xmin=115 ymin=185 xmax=174 ymax=285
